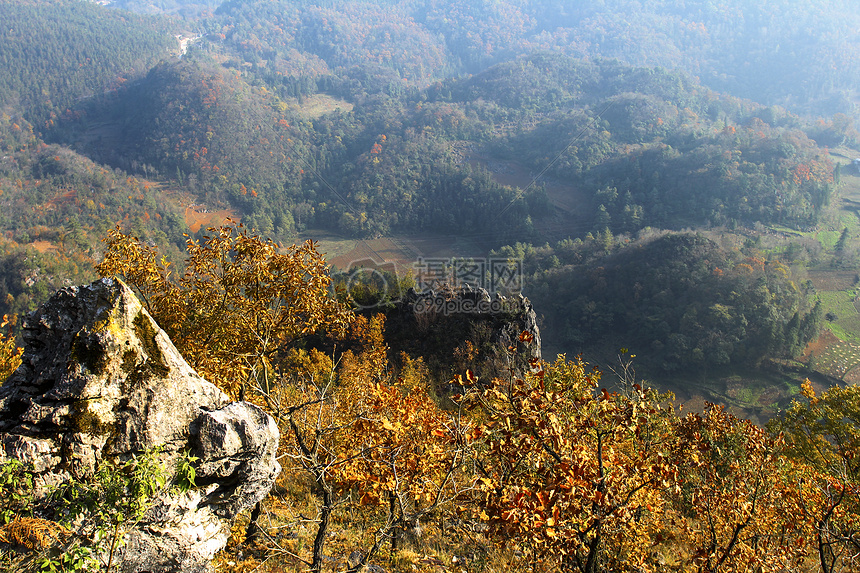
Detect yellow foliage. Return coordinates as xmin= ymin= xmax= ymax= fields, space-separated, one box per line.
xmin=283 ymin=348 xmax=335 ymax=384
xmin=336 ymin=314 xmax=389 ymax=389
xmin=396 ymin=352 xmax=431 ymax=392
xmin=97 ymin=224 xmax=353 ymax=398
xmin=464 ymin=355 xmax=677 ymax=572
xmin=671 ymin=406 xmax=807 ymax=572
xmin=0 ymin=314 xmax=22 ymax=382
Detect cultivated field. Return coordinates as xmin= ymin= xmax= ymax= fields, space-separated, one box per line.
xmin=302 ymin=230 xmax=491 ymax=276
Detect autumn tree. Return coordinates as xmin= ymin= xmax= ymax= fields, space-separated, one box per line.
xmin=263 ymin=315 xmax=474 ymax=573
xmin=96 ymin=224 xmax=352 ymax=398
xmin=669 ymin=405 xmax=808 ymax=572
xmin=334 ymin=350 xmax=475 ymax=565
xmin=769 ymin=380 xmax=860 ymax=573
xmin=463 ymin=346 xmax=678 ymax=573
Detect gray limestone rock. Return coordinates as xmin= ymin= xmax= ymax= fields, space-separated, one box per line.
xmin=0 ymin=278 xmax=280 ymax=572
xmin=192 ymin=401 xmax=281 ymax=518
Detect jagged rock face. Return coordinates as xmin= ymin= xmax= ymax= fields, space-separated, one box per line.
xmin=382 ymin=286 xmax=542 ymax=384
xmin=0 ymin=278 xmax=280 ymax=573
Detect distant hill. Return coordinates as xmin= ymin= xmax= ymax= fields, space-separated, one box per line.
xmin=63 ymin=52 xmax=836 ymax=248
xmin=0 ymin=0 xmax=176 ymax=124
xmin=496 ymin=231 xmax=821 ymax=376
xmin=201 ymin=0 xmax=860 ymax=120
xmin=107 ymin=0 xmax=222 ymax=17
xmin=0 ymin=0 xmax=850 ymax=384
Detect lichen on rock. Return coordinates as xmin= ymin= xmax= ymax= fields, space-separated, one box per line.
xmin=0 ymin=278 xmax=280 ymax=572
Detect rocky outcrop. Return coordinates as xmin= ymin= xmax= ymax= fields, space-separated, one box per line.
xmin=381 ymin=286 xmax=541 ymax=385
xmin=0 ymin=278 xmax=280 ymax=572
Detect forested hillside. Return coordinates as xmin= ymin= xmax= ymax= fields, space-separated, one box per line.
xmin=0 ymin=0 xmax=850 ymax=379
xmin=63 ymin=53 xmax=836 ymax=246
xmin=71 ymin=55 xmax=540 ymax=242
xmin=199 ymin=0 xmax=860 ymax=120
xmin=2 ymin=1 xmax=860 ymax=572
xmin=0 ymin=112 xmax=189 ymax=319
xmin=495 ymin=232 xmax=821 ymax=376
xmin=0 ymin=0 xmax=176 ymax=123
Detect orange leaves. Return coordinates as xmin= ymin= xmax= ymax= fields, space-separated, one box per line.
xmin=97 ymin=224 xmax=352 ymax=398
xmin=790 ymin=156 xmax=836 ymax=187
xmin=770 ymin=381 xmax=860 ymax=571
xmin=793 ymin=164 xmax=812 ymax=185
xmin=326 ymin=357 xmax=474 ymax=526
xmin=430 ymin=427 xmax=447 ymax=438
xmin=468 ymin=355 xmax=675 ymax=571
xmin=0 ymin=314 xmax=22 ymax=381
xmin=0 ymin=517 xmax=67 ymax=550
xmin=670 ymin=405 xmax=807 ymax=572
xmin=368 ymin=135 xmax=387 ymax=161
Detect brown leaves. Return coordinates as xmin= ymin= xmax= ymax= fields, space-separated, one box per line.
xmin=468 ymin=356 xmax=675 ymax=572
xmin=97 ymin=224 xmax=353 ymax=398
xmin=0 ymin=517 xmax=67 ymax=550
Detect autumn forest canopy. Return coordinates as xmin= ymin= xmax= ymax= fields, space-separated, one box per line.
xmin=2 ymin=0 xmax=860 ymax=569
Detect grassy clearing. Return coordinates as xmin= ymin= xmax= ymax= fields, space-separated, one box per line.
xmin=817 ymin=290 xmax=858 ymax=318
xmin=765 ymin=223 xmax=844 ymax=251
xmin=836 ymin=203 xmax=860 ymax=228
xmin=291 ymin=94 xmax=354 ymax=120
xmin=660 ymin=368 xmax=803 ymax=426
xmin=807 ymin=269 xmax=858 ymax=292
xmin=835 ymin=171 xmax=860 ymax=205
xmin=816 ymin=229 xmax=842 ymax=250
xmin=815 ymin=288 xmax=860 ymax=343
xmin=298 ymin=229 xmax=359 ymax=264
xmin=838 ymin=313 xmax=860 ymax=337
xmin=301 ymin=231 xmax=492 ymax=276
xmin=828 ymin=322 xmax=855 ymax=342
xmin=765 ymin=223 xmax=806 ymax=237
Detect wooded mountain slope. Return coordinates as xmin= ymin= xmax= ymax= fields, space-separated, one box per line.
xmin=0 ymin=0 xmax=176 ymax=123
